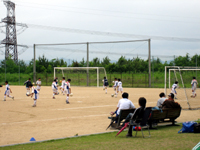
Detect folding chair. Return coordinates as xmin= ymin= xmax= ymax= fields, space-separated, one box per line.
xmin=132 ymin=107 xmax=152 ymax=138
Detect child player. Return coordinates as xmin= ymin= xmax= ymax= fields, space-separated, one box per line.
xmin=3 ymin=81 xmax=14 ymax=101
xmin=116 ymin=79 xmax=123 ymax=97
xmin=103 ymin=77 xmax=109 ymax=94
xmin=52 ymin=79 xmax=59 ymax=99
xmin=59 ymin=77 xmax=66 ymax=95
xmin=36 ymin=78 xmax=41 ymax=92
xmin=29 ymin=84 xmax=39 ymax=107
xmin=171 ymin=81 xmax=178 ymax=99
xmin=191 ymin=77 xmax=198 ymax=98
xmin=112 ymin=78 xmax=118 ymax=97
xmin=64 ymin=79 xmax=71 ymax=104
xmin=24 ymin=78 xmax=31 ymax=95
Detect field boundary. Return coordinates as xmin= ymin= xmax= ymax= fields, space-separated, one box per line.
xmin=0 ymin=121 xmax=188 ymax=148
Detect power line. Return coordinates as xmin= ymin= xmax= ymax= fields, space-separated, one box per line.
xmin=26 ymin=23 xmax=200 ymax=42
xmin=13 ymin=1 xmax=200 ymax=21
xmin=15 ymin=4 xmax=200 ymax=24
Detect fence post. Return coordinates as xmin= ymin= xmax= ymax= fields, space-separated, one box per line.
xmin=132 ymin=73 xmax=133 ymax=87
xmin=18 ymin=62 xmax=20 ymax=85
xmin=110 ymin=73 xmax=111 ymax=86
xmin=78 ymin=72 xmax=80 ymax=86
xmin=46 ymin=72 xmax=47 ymax=86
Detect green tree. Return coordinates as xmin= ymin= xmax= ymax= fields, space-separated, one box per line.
xmin=174 ymin=53 xmax=191 ymax=66
xmin=101 ymin=56 xmax=110 ymax=66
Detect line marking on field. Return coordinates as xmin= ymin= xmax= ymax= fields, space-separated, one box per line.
xmin=0 ymin=114 xmax=108 ymax=126
xmin=55 ymin=105 xmax=116 ymax=110
xmin=54 ymin=102 xmax=157 ymax=111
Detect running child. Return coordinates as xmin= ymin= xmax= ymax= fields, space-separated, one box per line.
xmin=52 ymin=79 xmax=59 ymax=99
xmin=171 ymin=81 xmax=178 ymax=99
xmin=112 ymin=78 xmax=118 ymax=97
xmin=59 ymin=77 xmax=66 ymax=95
xmin=36 ymin=78 xmax=42 ymax=92
xmin=29 ymin=84 xmax=39 ymax=107
xmin=103 ymin=77 xmax=109 ymax=94
xmin=24 ymin=78 xmax=31 ymax=95
xmin=191 ymin=77 xmax=198 ymax=98
xmin=64 ymin=79 xmax=71 ymax=104
xmin=117 ymin=79 xmax=123 ymax=97
xmin=3 ymin=81 xmax=14 ymax=101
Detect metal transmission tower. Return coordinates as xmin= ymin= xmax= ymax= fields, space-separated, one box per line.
xmin=0 ymin=0 xmax=28 ymax=63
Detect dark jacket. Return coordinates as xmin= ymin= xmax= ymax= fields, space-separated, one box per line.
xmin=162 ymin=100 xmax=181 ymax=109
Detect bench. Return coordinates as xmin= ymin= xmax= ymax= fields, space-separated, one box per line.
xmin=107 ymin=108 xmax=136 ymax=129
xmin=148 ymin=107 xmax=182 ymax=129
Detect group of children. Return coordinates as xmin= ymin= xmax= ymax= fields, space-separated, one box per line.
xmin=170 ymin=76 xmax=198 ymax=99
xmin=24 ymin=78 xmax=41 ymax=107
xmin=103 ymin=76 xmax=198 ymax=99
xmin=52 ymin=77 xmax=72 ymax=104
xmin=103 ymin=77 xmax=123 ymax=98
xmin=1 ymin=77 xmax=72 ymax=107
xmin=1 ymin=76 xmax=198 ymax=106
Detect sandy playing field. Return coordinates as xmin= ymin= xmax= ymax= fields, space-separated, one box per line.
xmin=0 ymin=86 xmax=199 ymax=146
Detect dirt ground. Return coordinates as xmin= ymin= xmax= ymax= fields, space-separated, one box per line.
xmin=0 ymin=86 xmax=199 ymax=146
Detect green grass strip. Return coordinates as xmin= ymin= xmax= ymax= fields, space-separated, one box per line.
xmin=0 ymin=125 xmax=200 ymax=150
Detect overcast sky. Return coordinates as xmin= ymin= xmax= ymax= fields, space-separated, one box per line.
xmin=0 ymin=0 xmax=200 ymax=62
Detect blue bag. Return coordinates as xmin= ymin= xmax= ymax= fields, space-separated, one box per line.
xmin=178 ymin=121 xmax=197 ymax=133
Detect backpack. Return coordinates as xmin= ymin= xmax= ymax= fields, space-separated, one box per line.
xmin=194 ymin=123 xmax=200 ymax=133
xmin=178 ymin=121 xmax=197 ymax=133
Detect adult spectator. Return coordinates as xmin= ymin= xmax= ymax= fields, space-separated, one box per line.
xmin=117 ymin=97 xmax=147 ymax=130
xmin=162 ymin=93 xmax=181 ymax=109
xmin=157 ymin=92 xmax=167 ymax=107
xmin=126 ymin=97 xmax=147 ymax=137
xmin=113 ymin=92 xmax=135 ymax=123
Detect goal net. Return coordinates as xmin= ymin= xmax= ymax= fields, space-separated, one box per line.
xmin=54 ymin=67 xmax=107 ymax=87
xmin=165 ymin=66 xmax=200 ymax=110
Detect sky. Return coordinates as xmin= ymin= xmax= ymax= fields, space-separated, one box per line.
xmin=0 ymin=0 xmax=200 ymax=63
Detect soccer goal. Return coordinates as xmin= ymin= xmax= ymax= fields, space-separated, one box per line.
xmin=54 ymin=67 xmax=107 ymax=87
xmin=165 ymin=66 xmax=200 ymax=110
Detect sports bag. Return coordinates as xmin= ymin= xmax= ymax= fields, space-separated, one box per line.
xmin=178 ymin=121 xmax=197 ymax=133
xmin=194 ymin=123 xmax=200 ymax=133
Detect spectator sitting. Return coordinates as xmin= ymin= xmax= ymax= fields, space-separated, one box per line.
xmin=117 ymin=97 xmax=147 ymax=131
xmin=162 ymin=93 xmax=181 ymax=109
xmin=126 ymin=97 xmax=147 ymax=137
xmin=157 ymin=92 xmax=167 ymax=108
xmin=112 ymin=92 xmax=135 ymax=123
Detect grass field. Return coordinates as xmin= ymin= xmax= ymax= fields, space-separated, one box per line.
xmin=0 ymin=125 xmax=200 ymax=150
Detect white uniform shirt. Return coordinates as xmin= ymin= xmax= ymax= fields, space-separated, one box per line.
xmin=114 ymin=81 xmax=118 ymax=87
xmin=172 ymin=84 xmax=178 ymax=91
xmin=118 ymin=81 xmax=122 ymax=88
xmin=117 ymin=98 xmax=135 ymax=115
xmin=36 ymin=80 xmax=41 ymax=86
xmin=65 ymin=82 xmax=70 ymax=90
xmin=191 ymin=79 xmax=198 ymax=88
xmin=62 ymin=80 xmax=66 ymax=88
xmin=5 ymin=84 xmax=9 ymax=91
xmin=52 ymin=82 xmax=57 ymax=90
xmin=31 ymin=86 xmax=38 ymax=94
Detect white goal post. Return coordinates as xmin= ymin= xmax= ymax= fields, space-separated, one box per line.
xmin=165 ymin=66 xmax=200 ymax=94
xmin=54 ymin=67 xmax=107 ymax=87
xmin=165 ymin=66 xmax=200 ymax=109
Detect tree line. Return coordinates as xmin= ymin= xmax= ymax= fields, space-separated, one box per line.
xmin=0 ymin=53 xmax=199 ymax=74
